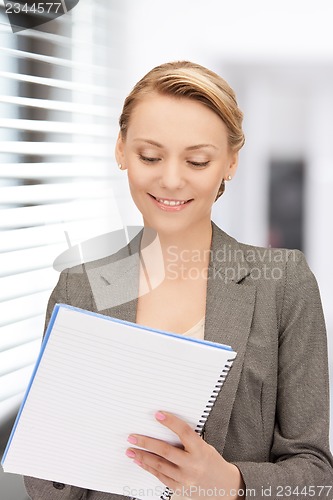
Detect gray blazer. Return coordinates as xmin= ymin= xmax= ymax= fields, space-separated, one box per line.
xmin=24 ymin=222 xmax=333 ymax=500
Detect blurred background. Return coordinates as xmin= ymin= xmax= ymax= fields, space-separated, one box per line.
xmin=0 ymin=0 xmax=332 ymax=498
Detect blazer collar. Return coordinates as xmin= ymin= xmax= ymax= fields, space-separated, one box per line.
xmin=90 ymin=222 xmax=256 ymax=453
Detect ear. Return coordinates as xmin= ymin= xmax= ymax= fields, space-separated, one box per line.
xmin=227 ymin=151 xmax=239 ymax=179
xmin=115 ymin=132 xmax=127 ymax=169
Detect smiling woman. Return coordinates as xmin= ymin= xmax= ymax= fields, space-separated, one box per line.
xmin=23 ymin=61 xmax=333 ymax=500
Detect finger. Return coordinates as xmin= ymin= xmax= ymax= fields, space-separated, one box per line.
xmin=134 ymin=457 xmax=181 ymax=494
xmin=134 ymin=449 xmax=181 ymax=483
xmin=154 ymin=411 xmax=203 ymax=454
xmin=127 ymin=433 xmax=186 ymax=466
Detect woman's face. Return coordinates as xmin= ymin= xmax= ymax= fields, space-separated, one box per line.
xmin=116 ymin=93 xmax=238 ymax=236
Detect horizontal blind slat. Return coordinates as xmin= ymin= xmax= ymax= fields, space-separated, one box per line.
xmin=0 ymin=47 xmax=117 ymax=74
xmin=0 ymin=198 xmax=121 ymax=229
xmin=0 ymin=95 xmax=114 ymax=116
xmin=0 ymin=366 xmax=35 ymax=405
xmin=0 ymin=163 xmax=114 ymax=178
xmin=0 ymin=18 xmax=118 ymax=52
xmin=0 ymin=229 xmax=124 ymax=276
xmin=0 ymin=182 xmax=114 ymax=203
xmin=0 ymin=71 xmax=114 ymax=96
xmin=0 ymin=316 xmax=44 ymax=351
xmin=0 ymin=340 xmax=41 ymax=377
xmin=0 ymin=290 xmax=51 ymax=327
xmin=0 ymin=244 xmax=70 ymax=277
xmin=0 ymin=118 xmax=115 ymax=136
xmin=0 ymin=142 xmax=112 ymax=156
xmin=0 ymin=268 xmax=57 ymax=301
xmin=0 ymin=218 xmax=116 ymax=252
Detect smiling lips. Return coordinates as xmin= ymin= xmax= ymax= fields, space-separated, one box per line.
xmin=148 ymin=193 xmax=193 ymax=210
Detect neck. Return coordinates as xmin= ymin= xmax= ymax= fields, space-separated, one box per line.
xmin=140 ymin=221 xmax=213 ymax=283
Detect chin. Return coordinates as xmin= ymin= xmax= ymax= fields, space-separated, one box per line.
xmin=144 ymin=217 xmax=192 ymax=235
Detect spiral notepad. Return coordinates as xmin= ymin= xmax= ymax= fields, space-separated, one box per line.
xmin=2 ymin=304 xmax=236 ymax=500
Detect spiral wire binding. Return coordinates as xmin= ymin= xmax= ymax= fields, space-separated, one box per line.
xmin=159 ymin=358 xmax=235 ymax=500
xmin=161 ymin=487 xmax=173 ymax=500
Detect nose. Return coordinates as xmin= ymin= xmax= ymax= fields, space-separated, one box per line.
xmin=158 ymin=159 xmax=185 ymax=191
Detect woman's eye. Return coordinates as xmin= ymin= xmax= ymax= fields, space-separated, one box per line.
xmin=188 ymin=160 xmax=210 ymax=168
xmin=139 ymin=155 xmax=160 ymax=163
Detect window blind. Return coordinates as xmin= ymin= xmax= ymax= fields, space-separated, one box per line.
xmin=0 ymin=0 xmax=125 ymax=423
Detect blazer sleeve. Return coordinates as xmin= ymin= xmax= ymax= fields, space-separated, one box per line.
xmin=233 ymin=250 xmax=333 ymax=499
xmin=23 ymin=270 xmax=125 ymax=500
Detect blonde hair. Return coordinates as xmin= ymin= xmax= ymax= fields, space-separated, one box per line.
xmin=119 ymin=61 xmax=245 ymax=152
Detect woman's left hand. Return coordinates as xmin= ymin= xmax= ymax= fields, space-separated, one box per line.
xmin=126 ymin=411 xmax=244 ymax=499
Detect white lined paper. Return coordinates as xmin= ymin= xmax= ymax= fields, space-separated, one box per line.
xmin=2 ymin=304 xmax=236 ymax=499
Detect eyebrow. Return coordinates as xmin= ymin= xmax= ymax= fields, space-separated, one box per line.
xmin=133 ymin=139 xmax=218 ymax=151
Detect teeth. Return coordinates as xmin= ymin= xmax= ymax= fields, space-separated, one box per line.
xmin=156 ymin=198 xmax=187 ymax=206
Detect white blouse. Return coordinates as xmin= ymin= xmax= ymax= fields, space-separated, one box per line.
xmin=182 ymin=316 xmax=205 ymax=339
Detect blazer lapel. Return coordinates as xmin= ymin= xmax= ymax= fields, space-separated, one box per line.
xmin=203 ymin=223 xmax=256 ymax=453
xmin=86 ymin=229 xmax=143 ymax=322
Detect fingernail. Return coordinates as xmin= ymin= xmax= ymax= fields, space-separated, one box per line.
xmin=155 ymin=411 xmax=166 ymax=421
xmin=127 ymin=435 xmax=137 ymax=444
xmin=126 ymin=449 xmax=136 ymax=458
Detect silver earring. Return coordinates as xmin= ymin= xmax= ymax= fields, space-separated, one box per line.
xmin=118 ymin=164 xmax=123 ymax=170
xmin=226 ymin=175 xmax=232 ymax=181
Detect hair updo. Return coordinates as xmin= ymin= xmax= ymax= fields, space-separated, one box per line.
xmin=119 ymin=61 xmax=245 ymax=153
